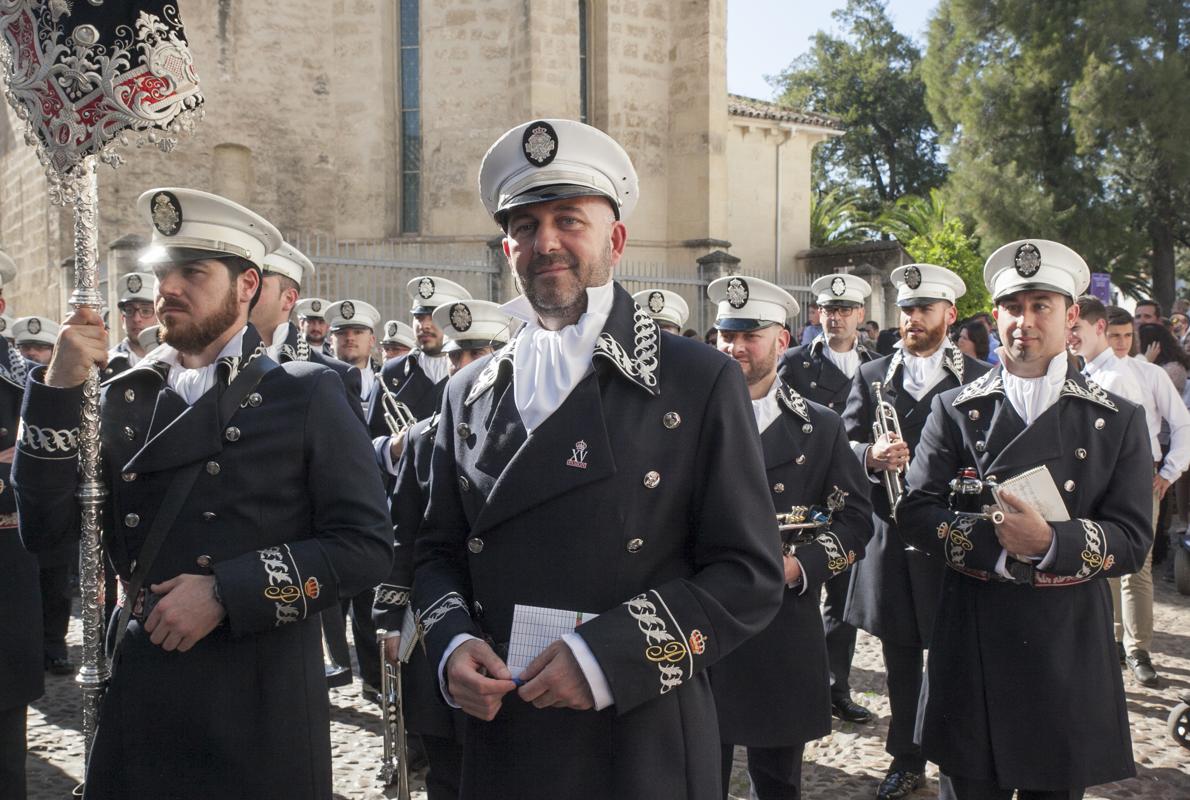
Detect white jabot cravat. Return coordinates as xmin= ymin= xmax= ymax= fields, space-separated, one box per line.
xmin=154 ymin=326 xmax=247 ymax=406
xmin=501 ymin=281 xmax=616 ymax=434
xmin=900 ymin=344 xmax=948 ymax=401
xmin=263 ymin=322 xmax=290 ymax=362
xmin=752 ymin=377 xmax=782 ymax=433
xmin=419 ymin=351 xmax=451 ymax=385
xmin=1000 ymin=350 xmax=1068 ymax=426
xmin=822 ymin=340 xmax=860 ymax=379
xmin=359 ymin=363 xmax=375 ymax=402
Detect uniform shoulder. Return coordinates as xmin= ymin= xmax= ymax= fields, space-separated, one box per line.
xmin=278 ymin=359 xmax=337 ymax=382
xmin=858 ymin=353 xmax=893 ymax=379
xmin=782 ymin=342 xmax=813 ymax=362
xmin=658 ymin=329 xmax=736 ymax=378
xmin=308 ymin=349 xmax=351 ymax=376
xmin=381 ymin=354 xmax=413 ymax=380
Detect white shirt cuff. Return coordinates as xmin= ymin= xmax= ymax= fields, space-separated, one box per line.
xmin=787 ymin=556 xmax=808 ymax=595
xmin=437 ymin=633 xmax=480 ymax=708
xmin=374 ymin=435 xmax=401 ymax=476
xmin=561 ymin=632 xmax=614 ymax=711
xmin=993 ymin=548 xmax=1012 ymax=580
xmin=1036 ymin=531 xmax=1059 ymax=571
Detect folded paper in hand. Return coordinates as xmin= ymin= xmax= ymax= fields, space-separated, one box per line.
xmin=992 ymin=465 xmax=1070 ymax=522
xmin=507 ymin=604 xmax=599 ymax=679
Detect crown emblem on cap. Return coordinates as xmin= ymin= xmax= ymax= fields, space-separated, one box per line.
xmin=831 ymin=276 xmax=846 ymax=297
xmin=418 ymin=277 xmax=435 ymax=300
xmin=522 ymin=121 xmax=559 ymax=167
xmin=311 ymin=300 xmax=322 ymax=312
xmin=386 ymin=321 xmax=398 ymax=337
xmin=904 ymin=266 xmax=922 ymax=290
xmin=1014 ymin=243 xmax=1042 ymax=278
xmin=0 ymin=319 xmax=7 ymax=333
xmin=647 ymin=291 xmax=666 ymax=314
xmin=27 ymin=318 xmax=41 ymax=335
xmin=341 ymin=301 xmax=355 ymax=320
xmin=127 ymin=274 xmax=143 ymax=293
xmin=449 ymin=303 xmax=473 ymax=332
xmin=726 ymin=277 xmax=749 ymax=309
xmin=151 ymin=191 xmax=182 ymax=236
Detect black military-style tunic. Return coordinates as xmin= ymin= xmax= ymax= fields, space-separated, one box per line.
xmin=368 ymin=351 xmax=447 ymax=439
xmin=102 ymin=339 xmax=137 ymax=380
xmin=373 ymin=413 xmax=461 ymax=741
xmin=778 ymin=335 xmax=876 ymax=414
xmin=12 ymin=325 xmax=392 ymax=799
xmin=899 ymin=363 xmax=1152 ymax=790
xmin=413 ymin=284 xmax=784 ymax=800
xmin=0 ymin=342 xmax=42 ymax=716
xmin=275 ymin=324 xmax=364 ymax=421
xmin=841 ymin=345 xmax=990 ymax=646
xmin=710 ymin=383 xmax=873 ymax=747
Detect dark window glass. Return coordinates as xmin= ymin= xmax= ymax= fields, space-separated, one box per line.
xmin=402 ymin=172 xmax=420 ymax=233
xmin=578 ymin=0 xmax=589 ymax=123
xmin=399 ymin=1 xmax=420 ymax=233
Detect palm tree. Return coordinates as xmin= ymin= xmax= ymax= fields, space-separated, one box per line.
xmin=810 ymin=189 xmax=872 ymax=248
xmin=876 ymin=188 xmax=949 ymax=243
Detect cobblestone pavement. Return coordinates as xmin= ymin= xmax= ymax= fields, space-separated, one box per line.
xmin=26 ymin=581 xmax=1190 ymax=799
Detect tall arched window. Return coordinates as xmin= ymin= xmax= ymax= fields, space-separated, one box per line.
xmin=399 ymin=0 xmax=421 ymax=233
xmin=579 ymin=0 xmax=590 ymax=123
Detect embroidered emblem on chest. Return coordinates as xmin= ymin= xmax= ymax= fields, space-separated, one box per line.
xmin=567 ymin=440 xmax=589 ymax=469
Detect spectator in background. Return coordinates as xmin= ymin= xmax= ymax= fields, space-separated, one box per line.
xmin=875 ymin=327 xmax=900 ymax=356
xmin=800 ymin=304 xmax=822 ymax=345
xmin=969 ymin=312 xmax=1000 ymax=364
xmin=704 ymin=326 xmax=718 ymax=346
xmin=953 ymin=319 xmax=990 ymax=362
xmin=1134 ymin=299 xmax=1162 ymax=329
xmin=1169 ymin=311 xmax=1190 ymax=351
xmin=1138 ymin=322 xmax=1190 ymax=571
xmin=861 ymin=320 xmax=881 ymax=346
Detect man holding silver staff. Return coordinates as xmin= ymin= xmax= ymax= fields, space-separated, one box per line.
xmin=707 ymin=275 xmax=873 ymax=800
xmin=778 ymin=271 xmax=879 ymax=726
xmin=898 ymin=240 xmax=1152 ymax=799
xmin=841 ymin=264 xmax=988 ymax=800
xmin=412 ymin=119 xmax=782 ymax=799
xmin=374 ymin=298 xmax=514 ymax=799
xmin=11 ymin=188 xmax=392 ymax=798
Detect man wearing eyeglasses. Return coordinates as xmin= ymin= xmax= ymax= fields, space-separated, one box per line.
xmin=778 ymin=272 xmax=877 ymax=726
xmin=104 ymin=271 xmax=159 ymax=378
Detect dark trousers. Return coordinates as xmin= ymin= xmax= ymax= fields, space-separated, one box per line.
xmin=423 ymin=733 xmax=463 ymax=800
xmin=881 ymin=639 xmax=925 ymax=773
xmin=39 ymin=563 xmax=72 ymax=661
xmin=720 ymin=742 xmax=804 ymax=800
xmin=321 ymin=606 xmax=353 ymax=677
xmin=939 ymin=773 xmax=1084 ymax=800
xmin=343 ymin=588 xmax=380 ymax=689
xmin=0 ymin=705 xmax=27 ymax=800
xmin=822 ymin=570 xmax=858 ymax=703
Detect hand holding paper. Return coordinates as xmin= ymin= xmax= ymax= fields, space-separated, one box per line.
xmin=994 ymin=489 xmax=1055 ymax=559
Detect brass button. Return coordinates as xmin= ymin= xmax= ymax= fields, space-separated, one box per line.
xmin=643 ymin=471 xmax=661 ymax=489
xmin=456 ymin=423 xmax=471 ymax=439
xmin=124 ymin=513 xmax=140 ymax=528
xmin=1064 ymin=480 xmax=1076 ymax=492
xmin=196 ymin=554 xmax=213 ymax=568
xmin=458 ymin=476 xmax=471 ymax=493
xmin=205 ymin=461 xmax=221 ymax=476
xmin=626 ymin=537 xmax=644 ymax=554
xmin=121 ymin=472 xmax=137 ymax=482
xmin=773 ymin=483 xmax=785 ymax=494
xmin=663 ymin=411 xmax=681 ymax=429
xmin=1094 ymin=418 xmax=1105 ymax=430
xmin=975 ymin=441 xmax=986 ymax=453
xmin=224 ymin=427 xmax=241 ymax=442
xmin=123 ymin=426 xmax=136 ymax=440
xmin=467 ymin=537 xmax=484 ymax=554
xmin=802 ymin=424 xmax=813 ymax=434
xmin=202 ymin=512 xmax=217 ymax=522
xmin=796 ymin=455 xmax=806 ymax=465
xmin=247 ymin=392 xmax=263 ymax=408
xmin=124 ymin=389 xmax=135 ymax=403
xmin=1075 ymin=448 xmax=1087 ymax=460
xmin=968 ymin=410 xmax=981 ymax=421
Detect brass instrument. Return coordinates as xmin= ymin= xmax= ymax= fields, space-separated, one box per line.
xmin=776 ymin=486 xmax=848 ymax=555
xmin=948 ymin=468 xmax=1006 ymax=524
xmin=380 ymin=379 xmax=418 ymax=436
xmin=376 ymin=628 xmax=411 ymax=798
xmin=871 ymin=381 xmax=906 ymax=521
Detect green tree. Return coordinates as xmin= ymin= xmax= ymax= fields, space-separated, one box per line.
xmin=901 ymin=219 xmax=991 ymax=320
xmin=772 ymin=0 xmax=946 ymax=211
xmin=875 ymin=189 xmax=949 ymax=245
xmin=924 ymin=0 xmax=1187 ymax=309
xmin=810 ymin=189 xmax=872 ymax=247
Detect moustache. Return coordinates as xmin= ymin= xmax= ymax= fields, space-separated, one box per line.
xmin=529 ymin=254 xmax=578 ymax=273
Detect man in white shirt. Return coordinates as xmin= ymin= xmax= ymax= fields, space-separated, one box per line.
xmin=1101 ymin=306 xmax=1190 ymax=686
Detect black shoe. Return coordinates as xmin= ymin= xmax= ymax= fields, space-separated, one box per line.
xmin=361 ymin=682 xmax=383 ymax=705
xmin=1117 ymin=641 xmax=1126 ymax=666
xmin=876 ymin=769 xmax=922 ymax=800
xmin=832 ymin=697 xmax=874 ymax=724
xmin=325 ymin=664 xmax=353 ymax=688
xmin=45 ymin=656 xmax=75 ymax=676
xmin=1125 ymin=650 xmax=1159 ymax=687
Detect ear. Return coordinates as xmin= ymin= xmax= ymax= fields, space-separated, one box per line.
xmin=238 ymin=267 xmax=260 ymax=305
xmin=1067 ymin=301 xmax=1081 ymax=329
xmin=608 ymin=220 xmax=628 ymax=265
xmin=945 ymin=304 xmax=958 ymax=326
xmin=281 ymin=286 xmax=300 ymax=314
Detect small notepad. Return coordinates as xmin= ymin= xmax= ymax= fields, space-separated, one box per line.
xmin=506 ymin=604 xmax=598 ymax=679
xmin=992 ymin=465 xmax=1071 ymax=522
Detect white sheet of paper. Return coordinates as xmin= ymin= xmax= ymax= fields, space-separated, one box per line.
xmin=992 ymin=465 xmax=1071 ymax=522
xmin=506 ymin=604 xmax=598 ymax=679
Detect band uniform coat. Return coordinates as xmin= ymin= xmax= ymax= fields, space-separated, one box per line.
xmin=841 ymin=345 xmax=990 ymax=647
xmin=12 ymin=325 xmax=392 ymax=799
xmin=710 ymin=383 xmax=873 ymax=747
xmin=412 ymin=284 xmax=784 ymax=800
xmin=778 ymin=335 xmax=876 ymax=414
xmin=898 ymin=364 xmax=1152 ymax=790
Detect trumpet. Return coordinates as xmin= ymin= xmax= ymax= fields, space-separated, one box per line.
xmin=380 ymin=379 xmax=418 ymax=436
xmin=776 ymin=486 xmax=848 ymax=555
xmin=871 ymin=381 xmax=905 ymax=520
xmin=376 ymin=628 xmax=411 ymax=798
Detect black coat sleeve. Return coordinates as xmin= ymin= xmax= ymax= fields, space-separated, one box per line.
xmin=372 ymin=424 xmax=427 ymax=632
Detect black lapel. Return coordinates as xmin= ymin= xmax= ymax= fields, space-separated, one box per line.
xmin=761 ymin=411 xmax=801 ymax=470
xmin=472 ymin=379 xmax=528 ymax=480
xmin=123 ymin=384 xmax=223 ymax=474
xmin=986 ymin=399 xmax=1064 ymax=479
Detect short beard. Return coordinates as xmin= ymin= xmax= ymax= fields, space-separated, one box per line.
xmin=161 ymin=284 xmax=241 ymax=355
xmin=901 ymin=320 xmax=947 ymax=355
xmin=521 ymin=242 xmax=613 ymax=323
xmin=742 ymin=336 xmax=780 ymax=386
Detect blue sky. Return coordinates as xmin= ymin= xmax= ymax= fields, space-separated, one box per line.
xmin=727 ymin=0 xmax=938 ymax=100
